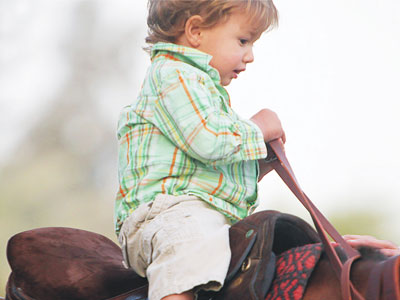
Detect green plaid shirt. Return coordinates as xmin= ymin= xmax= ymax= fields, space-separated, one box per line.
xmin=115 ymin=43 xmax=267 ymax=234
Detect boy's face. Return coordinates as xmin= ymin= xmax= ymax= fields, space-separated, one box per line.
xmin=198 ymin=13 xmax=259 ymax=86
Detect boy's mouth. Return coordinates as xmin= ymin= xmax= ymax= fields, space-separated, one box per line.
xmin=233 ymin=69 xmax=245 ymax=79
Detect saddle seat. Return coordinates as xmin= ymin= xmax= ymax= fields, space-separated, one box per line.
xmin=6 ymin=210 xmax=320 ymax=300
xmin=6 ymin=227 xmax=147 ymax=300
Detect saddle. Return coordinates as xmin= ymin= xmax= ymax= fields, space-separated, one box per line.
xmin=5 ymin=210 xmax=320 ymax=300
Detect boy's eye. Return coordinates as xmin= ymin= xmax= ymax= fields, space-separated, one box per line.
xmin=239 ymin=39 xmax=249 ymax=45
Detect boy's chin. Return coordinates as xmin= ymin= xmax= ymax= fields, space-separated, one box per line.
xmin=221 ymin=78 xmax=233 ymax=86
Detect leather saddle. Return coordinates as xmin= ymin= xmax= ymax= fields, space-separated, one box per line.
xmin=6 ymin=210 xmax=320 ymax=300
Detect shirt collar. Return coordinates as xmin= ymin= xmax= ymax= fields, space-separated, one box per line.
xmin=150 ymin=42 xmax=221 ymax=83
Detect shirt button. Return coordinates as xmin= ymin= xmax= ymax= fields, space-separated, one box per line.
xmin=209 ymin=70 xmax=218 ymax=78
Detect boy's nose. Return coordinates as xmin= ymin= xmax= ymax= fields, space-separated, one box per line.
xmin=243 ymin=48 xmax=254 ymax=63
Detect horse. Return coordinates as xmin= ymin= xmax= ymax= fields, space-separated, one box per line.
xmin=4 ymin=210 xmax=400 ymax=300
xmin=4 ymin=141 xmax=399 ymax=299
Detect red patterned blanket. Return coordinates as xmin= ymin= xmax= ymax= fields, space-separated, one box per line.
xmin=266 ymin=243 xmax=323 ymax=300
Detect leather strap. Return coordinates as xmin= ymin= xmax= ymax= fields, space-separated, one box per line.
xmin=382 ymin=255 xmax=400 ymax=299
xmin=365 ymin=255 xmax=400 ymax=300
xmin=267 ymin=140 xmax=363 ymax=300
xmin=341 ymin=255 xmax=364 ymax=300
xmin=366 ymin=261 xmax=384 ymax=300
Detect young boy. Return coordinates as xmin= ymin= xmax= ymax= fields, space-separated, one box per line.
xmin=115 ymin=1 xmax=285 ymax=299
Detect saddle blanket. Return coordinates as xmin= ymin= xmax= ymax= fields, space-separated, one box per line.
xmin=266 ymin=243 xmax=323 ymax=300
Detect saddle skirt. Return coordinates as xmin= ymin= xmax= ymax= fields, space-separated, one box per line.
xmin=6 ymin=210 xmax=320 ymax=300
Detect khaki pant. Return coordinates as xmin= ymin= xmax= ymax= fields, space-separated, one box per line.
xmin=119 ymin=194 xmax=232 ymax=300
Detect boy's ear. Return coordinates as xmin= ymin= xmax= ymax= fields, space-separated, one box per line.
xmin=184 ymin=15 xmax=204 ymax=48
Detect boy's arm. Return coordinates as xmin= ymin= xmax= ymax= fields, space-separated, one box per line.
xmin=151 ymin=69 xmax=267 ymax=165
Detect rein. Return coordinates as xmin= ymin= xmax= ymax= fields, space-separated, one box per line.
xmin=266 ymin=140 xmax=399 ymax=300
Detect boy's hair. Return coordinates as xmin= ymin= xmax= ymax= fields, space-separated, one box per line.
xmin=146 ymin=0 xmax=278 ymax=47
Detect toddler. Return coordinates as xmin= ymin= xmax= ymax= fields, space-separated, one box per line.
xmin=115 ymin=1 xmax=285 ymax=299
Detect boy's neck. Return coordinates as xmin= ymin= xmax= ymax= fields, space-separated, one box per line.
xmin=175 ymin=35 xmax=196 ymax=50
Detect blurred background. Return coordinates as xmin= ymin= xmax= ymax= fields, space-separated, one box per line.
xmin=0 ymin=0 xmax=399 ymax=295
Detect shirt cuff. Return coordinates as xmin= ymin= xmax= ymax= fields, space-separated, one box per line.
xmin=237 ymin=119 xmax=268 ymax=161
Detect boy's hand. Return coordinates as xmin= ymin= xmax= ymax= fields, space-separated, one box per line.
xmin=250 ymin=109 xmax=286 ymax=144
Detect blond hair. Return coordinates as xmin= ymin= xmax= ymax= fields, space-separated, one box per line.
xmin=146 ymin=0 xmax=278 ymax=47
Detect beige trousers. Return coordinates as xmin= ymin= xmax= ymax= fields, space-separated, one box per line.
xmin=119 ymin=194 xmax=231 ymax=300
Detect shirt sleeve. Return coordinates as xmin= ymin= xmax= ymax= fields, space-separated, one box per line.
xmin=150 ymin=67 xmax=267 ymax=165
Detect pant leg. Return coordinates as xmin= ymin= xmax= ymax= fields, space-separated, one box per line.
xmin=119 ymin=194 xmax=231 ymax=300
